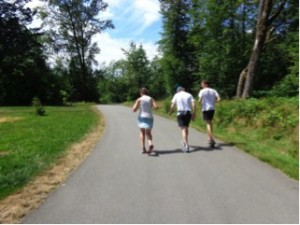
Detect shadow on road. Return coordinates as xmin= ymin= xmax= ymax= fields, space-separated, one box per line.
xmin=150 ymin=142 xmax=244 ymax=156
xmin=151 ymin=149 xmax=183 ymax=156
xmin=151 ymin=146 xmax=221 ymax=156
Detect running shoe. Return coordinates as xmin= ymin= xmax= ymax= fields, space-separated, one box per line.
xmin=209 ymin=139 xmax=216 ymax=147
xmin=181 ymin=140 xmax=189 ymax=153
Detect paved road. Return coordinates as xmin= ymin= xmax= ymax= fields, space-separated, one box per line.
xmin=23 ymin=105 xmax=299 ymax=224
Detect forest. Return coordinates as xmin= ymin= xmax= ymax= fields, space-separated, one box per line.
xmin=0 ymin=0 xmax=298 ymax=106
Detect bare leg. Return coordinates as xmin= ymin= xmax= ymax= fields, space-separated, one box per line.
xmin=140 ymin=128 xmax=146 ymax=152
xmin=145 ymin=129 xmax=153 ymax=153
xmin=181 ymin=127 xmax=189 ymax=145
xmin=206 ymin=120 xmax=214 ymax=141
xmin=145 ymin=129 xmax=153 ymax=146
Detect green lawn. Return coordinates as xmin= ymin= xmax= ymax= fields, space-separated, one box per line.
xmin=0 ymin=104 xmax=100 ymax=199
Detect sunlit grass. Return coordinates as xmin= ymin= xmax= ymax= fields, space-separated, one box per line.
xmin=129 ymin=97 xmax=299 ymax=180
xmin=0 ymin=104 xmax=100 ymax=199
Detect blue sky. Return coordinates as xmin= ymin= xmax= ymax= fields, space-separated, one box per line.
xmin=95 ymin=0 xmax=162 ymax=65
xmin=26 ymin=0 xmax=162 ymax=66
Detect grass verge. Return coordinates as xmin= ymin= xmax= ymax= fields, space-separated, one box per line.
xmin=0 ymin=104 xmax=101 ymax=200
xmin=127 ymin=97 xmax=299 ymax=180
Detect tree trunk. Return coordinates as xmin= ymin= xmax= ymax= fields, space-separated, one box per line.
xmin=236 ymin=0 xmax=287 ymax=98
xmin=236 ymin=66 xmax=248 ymax=97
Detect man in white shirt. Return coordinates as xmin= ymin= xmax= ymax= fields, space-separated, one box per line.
xmin=169 ymin=86 xmax=195 ymax=152
xmin=198 ymin=80 xmax=221 ymax=147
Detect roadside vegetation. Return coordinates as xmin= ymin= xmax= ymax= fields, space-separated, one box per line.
xmin=0 ymin=104 xmax=100 ymax=200
xmin=153 ymin=97 xmax=298 ymax=180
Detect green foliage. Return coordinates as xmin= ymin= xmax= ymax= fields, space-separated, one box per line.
xmin=214 ymin=98 xmax=299 ymax=177
xmin=60 ymin=90 xmax=71 ymax=106
xmin=163 ymin=97 xmax=172 ymax=114
xmin=32 ymin=97 xmax=46 ymax=116
xmin=0 ymin=0 xmax=62 ymax=105
xmin=0 ymin=104 xmax=99 ymax=199
xmin=97 ymin=43 xmax=166 ymax=103
xmin=157 ymin=0 xmax=298 ymax=98
xmin=1 ymin=0 xmax=298 ymax=105
xmin=39 ymin=0 xmax=114 ymax=102
xmin=159 ymin=0 xmax=196 ymax=93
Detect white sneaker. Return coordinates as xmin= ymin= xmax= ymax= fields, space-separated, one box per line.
xmin=181 ymin=140 xmax=189 ymax=153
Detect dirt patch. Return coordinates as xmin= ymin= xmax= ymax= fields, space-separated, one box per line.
xmin=0 ymin=151 xmax=10 ymax=157
xmin=0 ymin=107 xmax=105 ymax=224
xmin=0 ymin=117 xmax=23 ymax=123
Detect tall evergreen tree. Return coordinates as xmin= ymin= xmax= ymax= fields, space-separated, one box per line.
xmin=159 ymin=0 xmax=195 ymax=95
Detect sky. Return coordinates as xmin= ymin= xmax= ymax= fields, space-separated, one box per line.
xmin=26 ymin=0 xmax=162 ymax=66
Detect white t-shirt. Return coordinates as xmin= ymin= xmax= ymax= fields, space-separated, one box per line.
xmin=171 ymin=91 xmax=195 ymax=113
xmin=198 ymin=88 xmax=220 ymax=111
xmin=139 ymin=95 xmax=153 ymax=118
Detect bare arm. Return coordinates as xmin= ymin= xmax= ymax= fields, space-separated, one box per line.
xmin=132 ymin=99 xmax=140 ymax=112
xmin=191 ymin=100 xmax=196 ymax=120
xmin=199 ymin=96 xmax=203 ymax=105
xmin=169 ymin=102 xmax=176 ymax=115
xmin=152 ymin=99 xmax=159 ymax=110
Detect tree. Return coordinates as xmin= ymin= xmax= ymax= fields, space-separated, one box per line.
xmin=236 ymin=0 xmax=287 ymax=98
xmin=189 ymin=0 xmax=252 ymax=97
xmin=40 ymin=0 xmax=114 ymax=101
xmin=122 ymin=42 xmax=151 ymax=100
xmin=159 ymin=0 xmax=195 ymax=95
xmin=0 ymin=0 xmax=58 ymax=105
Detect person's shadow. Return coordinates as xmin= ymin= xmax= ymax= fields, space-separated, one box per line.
xmin=150 ymin=142 xmax=242 ymax=156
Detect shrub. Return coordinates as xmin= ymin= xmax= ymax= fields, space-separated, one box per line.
xmin=32 ymin=97 xmax=46 ymax=116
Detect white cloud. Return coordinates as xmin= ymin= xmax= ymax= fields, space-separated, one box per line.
xmin=94 ymin=33 xmax=126 ymax=65
xmin=133 ymin=0 xmax=160 ymax=26
xmin=25 ymin=0 xmax=43 ymax=9
xmin=105 ymin=0 xmax=126 ymax=7
xmin=94 ymin=0 xmax=161 ymax=65
xmin=94 ymin=32 xmax=159 ymax=66
xmin=131 ymin=0 xmax=161 ymax=35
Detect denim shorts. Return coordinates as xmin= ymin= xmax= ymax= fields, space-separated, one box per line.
xmin=137 ymin=117 xmax=153 ymax=129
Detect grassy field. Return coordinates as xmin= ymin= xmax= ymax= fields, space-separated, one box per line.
xmin=0 ymin=104 xmax=100 ymax=199
xmin=152 ymin=97 xmax=299 ymax=180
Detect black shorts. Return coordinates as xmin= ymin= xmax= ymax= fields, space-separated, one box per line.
xmin=177 ymin=111 xmax=192 ymax=127
xmin=202 ymin=110 xmax=215 ymax=121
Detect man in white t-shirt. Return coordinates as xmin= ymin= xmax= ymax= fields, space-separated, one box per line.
xmin=169 ymin=86 xmax=195 ymax=152
xmin=198 ymin=80 xmax=221 ymax=147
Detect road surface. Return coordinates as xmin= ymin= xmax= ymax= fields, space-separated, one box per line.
xmin=23 ymin=105 xmax=299 ymax=223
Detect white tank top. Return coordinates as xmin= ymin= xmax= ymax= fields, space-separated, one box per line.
xmin=139 ymin=95 xmax=153 ymax=118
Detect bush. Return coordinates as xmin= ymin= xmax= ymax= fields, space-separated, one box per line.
xmin=32 ymin=97 xmax=46 ymax=116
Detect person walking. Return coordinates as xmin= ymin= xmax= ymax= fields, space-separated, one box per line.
xmin=198 ymin=80 xmax=221 ymax=147
xmin=133 ymin=87 xmax=158 ymax=154
xmin=169 ymin=86 xmax=195 ymax=152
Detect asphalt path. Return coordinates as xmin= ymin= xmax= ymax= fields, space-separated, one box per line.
xmin=23 ymin=104 xmax=299 ymax=224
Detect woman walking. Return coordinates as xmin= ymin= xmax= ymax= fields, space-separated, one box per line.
xmin=133 ymin=88 xmax=158 ymax=154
